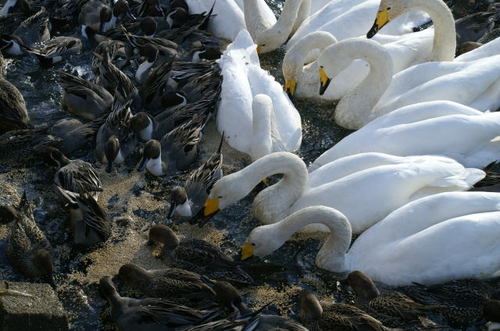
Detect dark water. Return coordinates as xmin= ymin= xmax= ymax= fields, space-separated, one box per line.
xmin=0 ymin=0 xmax=498 ymax=330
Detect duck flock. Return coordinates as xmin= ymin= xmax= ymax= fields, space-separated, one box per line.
xmin=0 ymin=0 xmax=500 ymax=329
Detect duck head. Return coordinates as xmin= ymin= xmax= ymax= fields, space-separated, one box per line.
xmin=298 ymin=290 xmax=323 ymax=322
xmin=213 ymin=281 xmax=248 ymax=314
xmin=167 ymin=186 xmax=191 ymax=219
xmin=118 ymin=263 xmax=149 ymax=287
xmin=346 ymin=270 xmax=380 ymax=304
xmin=129 ymin=112 xmax=153 ymax=142
xmin=148 ymin=224 xmax=180 ymax=250
xmin=137 ymin=139 xmax=162 ymax=175
xmin=140 ymin=17 xmax=157 ymax=37
xmin=104 ymin=135 xmax=122 ymax=173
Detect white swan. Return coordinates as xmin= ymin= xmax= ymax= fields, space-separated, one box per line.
xmin=310 ymin=101 xmax=500 ymax=171
xmin=317 ymin=38 xmax=500 ymax=129
xmin=243 ymin=0 xmax=311 ymax=54
xmin=286 ymin=0 xmax=431 ymax=51
xmin=242 ymin=192 xmax=500 ymax=286
xmin=242 ymin=193 xmax=500 ymax=286
xmin=203 ymin=151 xmax=484 ymax=234
xmin=216 ymin=30 xmax=302 ymax=160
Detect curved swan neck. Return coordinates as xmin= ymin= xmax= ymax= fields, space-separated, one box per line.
xmin=250 ymin=95 xmax=273 ymax=161
xmin=406 ymin=0 xmax=456 ymax=61
xmin=250 ymin=152 xmax=308 ymax=222
xmin=328 ymin=40 xmax=393 ymax=128
xmin=285 ymin=31 xmax=337 ymax=78
xmin=245 ymin=0 xmax=305 ymax=50
xmin=272 ymin=206 xmax=352 ymax=272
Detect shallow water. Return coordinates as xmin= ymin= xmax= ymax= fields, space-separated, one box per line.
xmin=0 ymin=0 xmax=498 ymax=330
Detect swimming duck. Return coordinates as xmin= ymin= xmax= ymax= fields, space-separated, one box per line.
xmin=316 ymin=38 xmax=500 ymax=129
xmin=40 ymin=146 xmax=102 ymax=198
xmin=241 ymin=193 xmax=500 ymax=285
xmin=346 ymin=271 xmax=444 ymax=326
xmin=204 ymin=152 xmax=483 ymax=234
xmin=99 ymin=276 xmax=219 ymax=331
xmin=95 ymin=102 xmax=135 ymax=172
xmin=118 ymin=263 xmax=216 ymax=306
xmin=148 ymin=224 xmax=254 ymax=285
xmin=309 ymin=101 xmax=500 ymax=170
xmin=31 ymin=36 xmax=82 ymax=67
xmin=216 ymin=30 xmax=302 ymax=159
xmin=298 ymin=289 xmax=390 ymax=331
xmin=6 ymin=193 xmax=54 ymax=283
xmin=138 ymin=115 xmax=204 ymax=175
xmin=59 ymin=70 xmax=114 ymax=121
xmin=0 ymin=53 xmax=29 ymax=133
xmin=56 ymin=186 xmax=111 ymax=250
xmin=167 ymin=134 xmax=223 ymax=219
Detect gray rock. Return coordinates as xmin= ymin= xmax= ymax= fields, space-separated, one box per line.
xmin=0 ymin=281 xmax=69 ymax=331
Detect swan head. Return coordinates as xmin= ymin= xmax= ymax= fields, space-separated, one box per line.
xmin=241 ymin=223 xmax=283 ymax=260
xmin=367 ymin=0 xmax=407 ymax=38
xmin=316 ymin=43 xmax=352 ymax=96
xmin=203 ymin=173 xmax=251 ymax=216
xmin=255 ymin=31 xmax=283 ymax=54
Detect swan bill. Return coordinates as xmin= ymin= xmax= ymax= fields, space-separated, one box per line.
xmin=203 ymin=198 xmax=219 ymax=216
xmin=318 ymin=68 xmax=331 ymax=95
xmin=241 ymin=243 xmax=254 ymax=260
xmin=256 ymin=45 xmax=262 ymax=54
xmin=367 ymin=9 xmax=390 ymax=38
xmin=284 ymin=79 xmax=297 ymax=97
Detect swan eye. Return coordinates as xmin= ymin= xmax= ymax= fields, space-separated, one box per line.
xmin=251 ymin=243 xmax=256 ymax=246
xmin=387 ymin=7 xmax=391 ymax=10
xmin=217 ymin=195 xmax=223 ymax=199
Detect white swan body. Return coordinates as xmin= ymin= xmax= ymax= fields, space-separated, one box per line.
xmin=317 ymin=38 xmax=500 ymax=129
xmin=310 ymin=101 xmax=500 ymax=171
xmin=206 ymin=152 xmax=484 ymax=234
xmin=216 ymin=30 xmax=302 ymax=159
xmin=286 ymin=0 xmax=431 ymax=51
xmin=245 ymin=194 xmax=500 ymax=286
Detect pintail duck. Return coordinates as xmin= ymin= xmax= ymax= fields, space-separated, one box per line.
xmin=118 ymin=263 xmax=216 ymax=306
xmin=49 ymin=117 xmax=102 ymax=157
xmin=31 ymin=36 xmax=82 ymax=67
xmin=94 ymin=50 xmax=139 ymax=105
xmin=99 ymin=276 xmax=219 ymax=331
xmin=129 ymin=111 xmax=154 ymax=141
xmin=137 ymin=0 xmax=166 ymax=17
xmin=346 ymin=271 xmax=444 ymax=327
xmin=95 ymin=101 xmax=135 ymax=172
xmin=93 ymin=39 xmax=130 ymax=71
xmin=209 ymin=280 xmax=250 ymax=315
xmin=56 ymin=186 xmax=111 ymax=250
xmin=40 ymin=146 xmax=102 ymax=198
xmin=138 ymin=115 xmax=204 ymax=175
xmin=13 ymin=7 xmax=50 ymax=47
xmin=167 ymin=134 xmax=223 ymax=220
xmin=0 ymin=53 xmax=29 ymax=133
xmin=0 ymin=33 xmax=30 ymax=56
xmin=5 ymin=193 xmax=54 ymax=284
xmin=59 ymin=70 xmax=113 ymax=121
xmin=298 ymin=289 xmax=390 ymax=331
xmin=0 ymin=0 xmax=31 ymax=17
xmin=101 ymin=0 xmax=135 ymax=33
xmin=78 ymin=0 xmax=111 ymax=39
xmin=148 ymin=224 xmax=254 ymax=285
xmin=135 ymin=43 xmax=159 ymax=83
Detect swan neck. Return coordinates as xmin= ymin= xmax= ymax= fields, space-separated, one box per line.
xmin=407 ymin=0 xmax=456 ymax=61
xmin=288 ymin=32 xmax=336 ymax=76
xmin=250 ymin=153 xmax=308 ymax=222
xmin=274 ymin=207 xmax=352 ymax=272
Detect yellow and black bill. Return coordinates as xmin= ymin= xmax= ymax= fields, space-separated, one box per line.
xmin=241 ymin=242 xmax=254 ymax=260
xmin=203 ymin=197 xmax=220 ymax=217
xmin=284 ymin=79 xmax=297 ymax=97
xmin=318 ymin=67 xmax=331 ymax=96
xmin=367 ymin=8 xmax=390 ymax=38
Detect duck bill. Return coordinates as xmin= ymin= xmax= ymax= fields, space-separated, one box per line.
xmin=137 ymin=157 xmax=148 ymax=171
xmin=241 ymin=243 xmax=254 ymax=260
xmin=284 ymin=79 xmax=297 ymax=98
xmin=203 ymin=198 xmax=219 ymax=217
xmin=318 ymin=68 xmax=331 ymax=96
xmin=167 ymin=201 xmax=176 ymax=219
xmin=367 ymin=9 xmax=390 ymax=38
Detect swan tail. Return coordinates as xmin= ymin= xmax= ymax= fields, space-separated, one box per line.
xmin=427 ymin=168 xmax=485 ymax=190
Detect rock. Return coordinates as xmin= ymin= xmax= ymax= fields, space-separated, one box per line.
xmin=0 ymin=281 xmax=69 ymax=331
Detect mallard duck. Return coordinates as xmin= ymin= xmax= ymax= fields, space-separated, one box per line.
xmin=148 ymin=224 xmax=253 ymax=285
xmin=40 ymin=146 xmax=102 ymax=198
xmin=298 ymin=289 xmax=390 ymax=331
xmin=346 ymin=271 xmax=444 ymax=326
xmin=6 ymin=193 xmax=54 ymax=284
xmin=167 ymin=134 xmax=223 ymax=220
xmin=118 ymin=263 xmax=216 ymax=306
xmin=0 ymin=53 xmax=29 ymax=133
xmin=59 ymin=70 xmax=114 ymax=121
xmin=56 ymin=186 xmax=111 ymax=249
xmin=99 ymin=276 xmax=219 ymax=331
